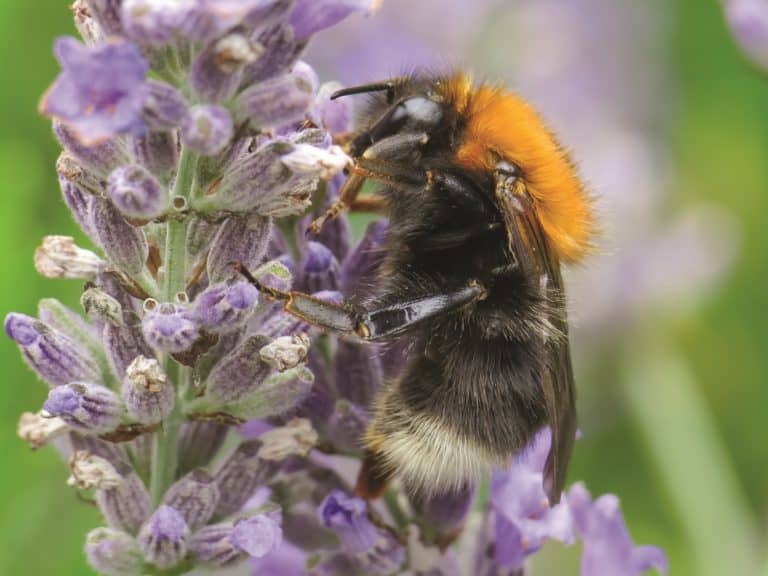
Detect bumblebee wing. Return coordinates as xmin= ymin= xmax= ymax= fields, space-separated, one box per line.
xmin=497 ymin=180 xmax=576 ymax=504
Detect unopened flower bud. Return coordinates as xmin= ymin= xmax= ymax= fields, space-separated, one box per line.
xmin=122 ymin=355 xmax=173 ymax=424
xmin=142 ymin=302 xmax=199 ymax=353
xmin=258 ymin=418 xmax=317 ymax=461
xmin=236 ymin=63 xmax=316 ymax=128
xmin=97 ymin=466 xmax=152 ymax=534
xmin=191 ymin=33 xmax=261 ymax=102
xmin=259 ymin=334 xmax=310 ymax=371
xmin=17 ymin=411 xmax=69 ymax=449
xmin=163 ymin=469 xmax=220 ymax=530
xmin=327 ymin=399 xmax=368 ymax=453
xmin=301 ymin=241 xmax=339 ymax=292
xmin=53 ymin=121 xmax=128 ymax=177
xmin=5 ymin=312 xmax=100 ymax=387
xmin=107 ymin=164 xmax=166 ymax=220
xmin=193 ymin=281 xmax=259 ymax=332
xmin=85 ymin=528 xmax=143 ymax=576
xmin=86 ymin=0 xmax=125 ymax=37
xmin=81 ymin=285 xmax=124 ymax=326
xmin=34 ymin=235 xmax=103 ymax=280
xmin=120 ymin=0 xmax=180 ymax=46
xmin=315 ymin=81 xmax=353 ymax=133
xmin=67 ymin=450 xmax=123 ymax=490
xmin=181 ymin=105 xmax=233 ymax=156
xmin=130 ymin=131 xmax=178 ymax=179
xmin=44 ymin=382 xmax=123 ymax=434
xmin=137 ymin=505 xmax=190 ymax=569
xmin=207 ymin=213 xmax=271 ymax=283
xmin=241 ymin=24 xmax=300 ymax=84
xmin=205 ymin=335 xmax=271 ymax=404
xmin=59 ymin=176 xmax=98 ymax=242
xmin=91 ymin=198 xmax=149 ymax=276
xmin=72 ymin=0 xmax=104 ymax=46
xmin=142 ymin=80 xmax=186 ymax=130
xmin=214 ymin=441 xmax=281 ymax=518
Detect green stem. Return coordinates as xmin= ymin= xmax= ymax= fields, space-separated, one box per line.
xmin=149 ymin=146 xmax=196 ymax=506
xmin=150 ymin=364 xmax=186 ymax=507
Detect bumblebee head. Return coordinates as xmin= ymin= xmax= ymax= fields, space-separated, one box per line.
xmin=333 ymin=72 xmax=595 ymax=263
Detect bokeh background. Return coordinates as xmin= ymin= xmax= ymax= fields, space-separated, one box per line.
xmin=1 ymin=0 xmax=766 ymax=574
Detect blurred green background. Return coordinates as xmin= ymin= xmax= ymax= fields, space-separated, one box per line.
xmin=0 ymin=0 xmax=766 ymax=574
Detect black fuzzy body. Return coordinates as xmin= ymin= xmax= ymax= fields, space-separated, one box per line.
xmin=349 ymin=77 xmax=558 ymax=489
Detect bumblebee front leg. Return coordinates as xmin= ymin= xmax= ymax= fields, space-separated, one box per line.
xmin=236 ymin=263 xmax=486 ymax=341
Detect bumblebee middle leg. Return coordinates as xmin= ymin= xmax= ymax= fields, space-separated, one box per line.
xmin=236 ymin=263 xmax=486 ymax=341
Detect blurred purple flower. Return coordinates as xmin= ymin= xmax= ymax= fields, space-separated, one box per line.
xmin=569 ymin=483 xmax=668 ymax=576
xmin=40 ymin=37 xmax=149 ymax=144
xmin=290 ymin=0 xmax=381 ymax=40
xmin=724 ymin=0 xmax=768 ymax=71
xmin=318 ymin=490 xmax=405 ymax=574
xmin=490 ymin=428 xmax=574 ymax=569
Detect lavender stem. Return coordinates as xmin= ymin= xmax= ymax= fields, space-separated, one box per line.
xmin=151 ymin=146 xmax=196 ymax=506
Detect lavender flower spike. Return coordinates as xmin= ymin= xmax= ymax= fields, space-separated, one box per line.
xmin=137 ymin=505 xmax=190 ymax=569
xmin=40 ymin=37 xmax=149 ymax=145
xmin=43 ymin=382 xmax=123 ymax=434
xmin=569 ymin=483 xmax=668 ymax=576
xmin=5 ymin=312 xmax=100 ymax=387
xmin=235 ymin=62 xmax=317 ymax=128
xmin=85 ymin=528 xmax=143 ymax=576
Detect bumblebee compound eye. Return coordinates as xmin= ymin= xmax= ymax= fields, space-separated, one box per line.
xmin=390 ymin=97 xmax=443 ymax=127
xmin=352 ymin=96 xmax=444 ymax=157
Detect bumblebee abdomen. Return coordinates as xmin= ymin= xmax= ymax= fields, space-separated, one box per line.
xmin=364 ymin=331 xmax=548 ymax=494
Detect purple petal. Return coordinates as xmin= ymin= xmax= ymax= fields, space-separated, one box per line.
xmin=289 ymin=0 xmax=378 ymax=39
xmin=231 ymin=514 xmax=283 ymax=558
xmin=41 ymin=38 xmax=149 ymax=144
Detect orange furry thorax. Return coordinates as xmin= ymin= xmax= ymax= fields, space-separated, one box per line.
xmin=437 ymin=74 xmax=594 ymax=263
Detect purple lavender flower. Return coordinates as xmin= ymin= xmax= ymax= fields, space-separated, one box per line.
xmin=289 ymin=0 xmax=379 ymax=40
xmin=96 ymin=466 xmax=152 ymax=534
xmin=206 ymin=214 xmax=272 ymax=282
xmin=190 ymin=33 xmax=261 ymax=102
xmin=142 ymin=302 xmax=199 ymax=354
xmin=569 ymin=483 xmax=668 ymax=576
xmin=193 ymin=281 xmax=260 ymax=332
xmin=142 ymin=80 xmax=187 ymax=131
xmin=191 ymin=514 xmax=282 ymax=566
xmin=107 ymin=164 xmax=166 ymax=220
xmin=90 ymin=197 xmax=149 ymax=276
xmin=489 ymin=428 xmax=574 ymax=569
xmin=214 ymin=440 xmax=281 ymax=518
xmin=84 ymin=528 xmax=143 ymax=576
xmin=40 ymin=37 xmax=149 ymax=144
xmin=163 ymin=469 xmax=220 ymax=530
xmin=5 ymin=313 xmax=100 ymax=387
xmin=236 ymin=62 xmax=317 ymax=128
xmin=43 ymin=382 xmax=123 ymax=434
xmin=318 ymin=490 xmax=406 ymax=574
xmin=137 ymin=505 xmax=190 ymax=569
xmin=181 ymin=105 xmax=234 ymax=156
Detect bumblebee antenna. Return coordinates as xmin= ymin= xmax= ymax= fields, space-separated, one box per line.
xmin=331 ymin=81 xmax=397 ymax=104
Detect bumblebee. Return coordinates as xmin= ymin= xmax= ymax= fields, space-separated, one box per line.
xmin=239 ymin=72 xmax=594 ymax=503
